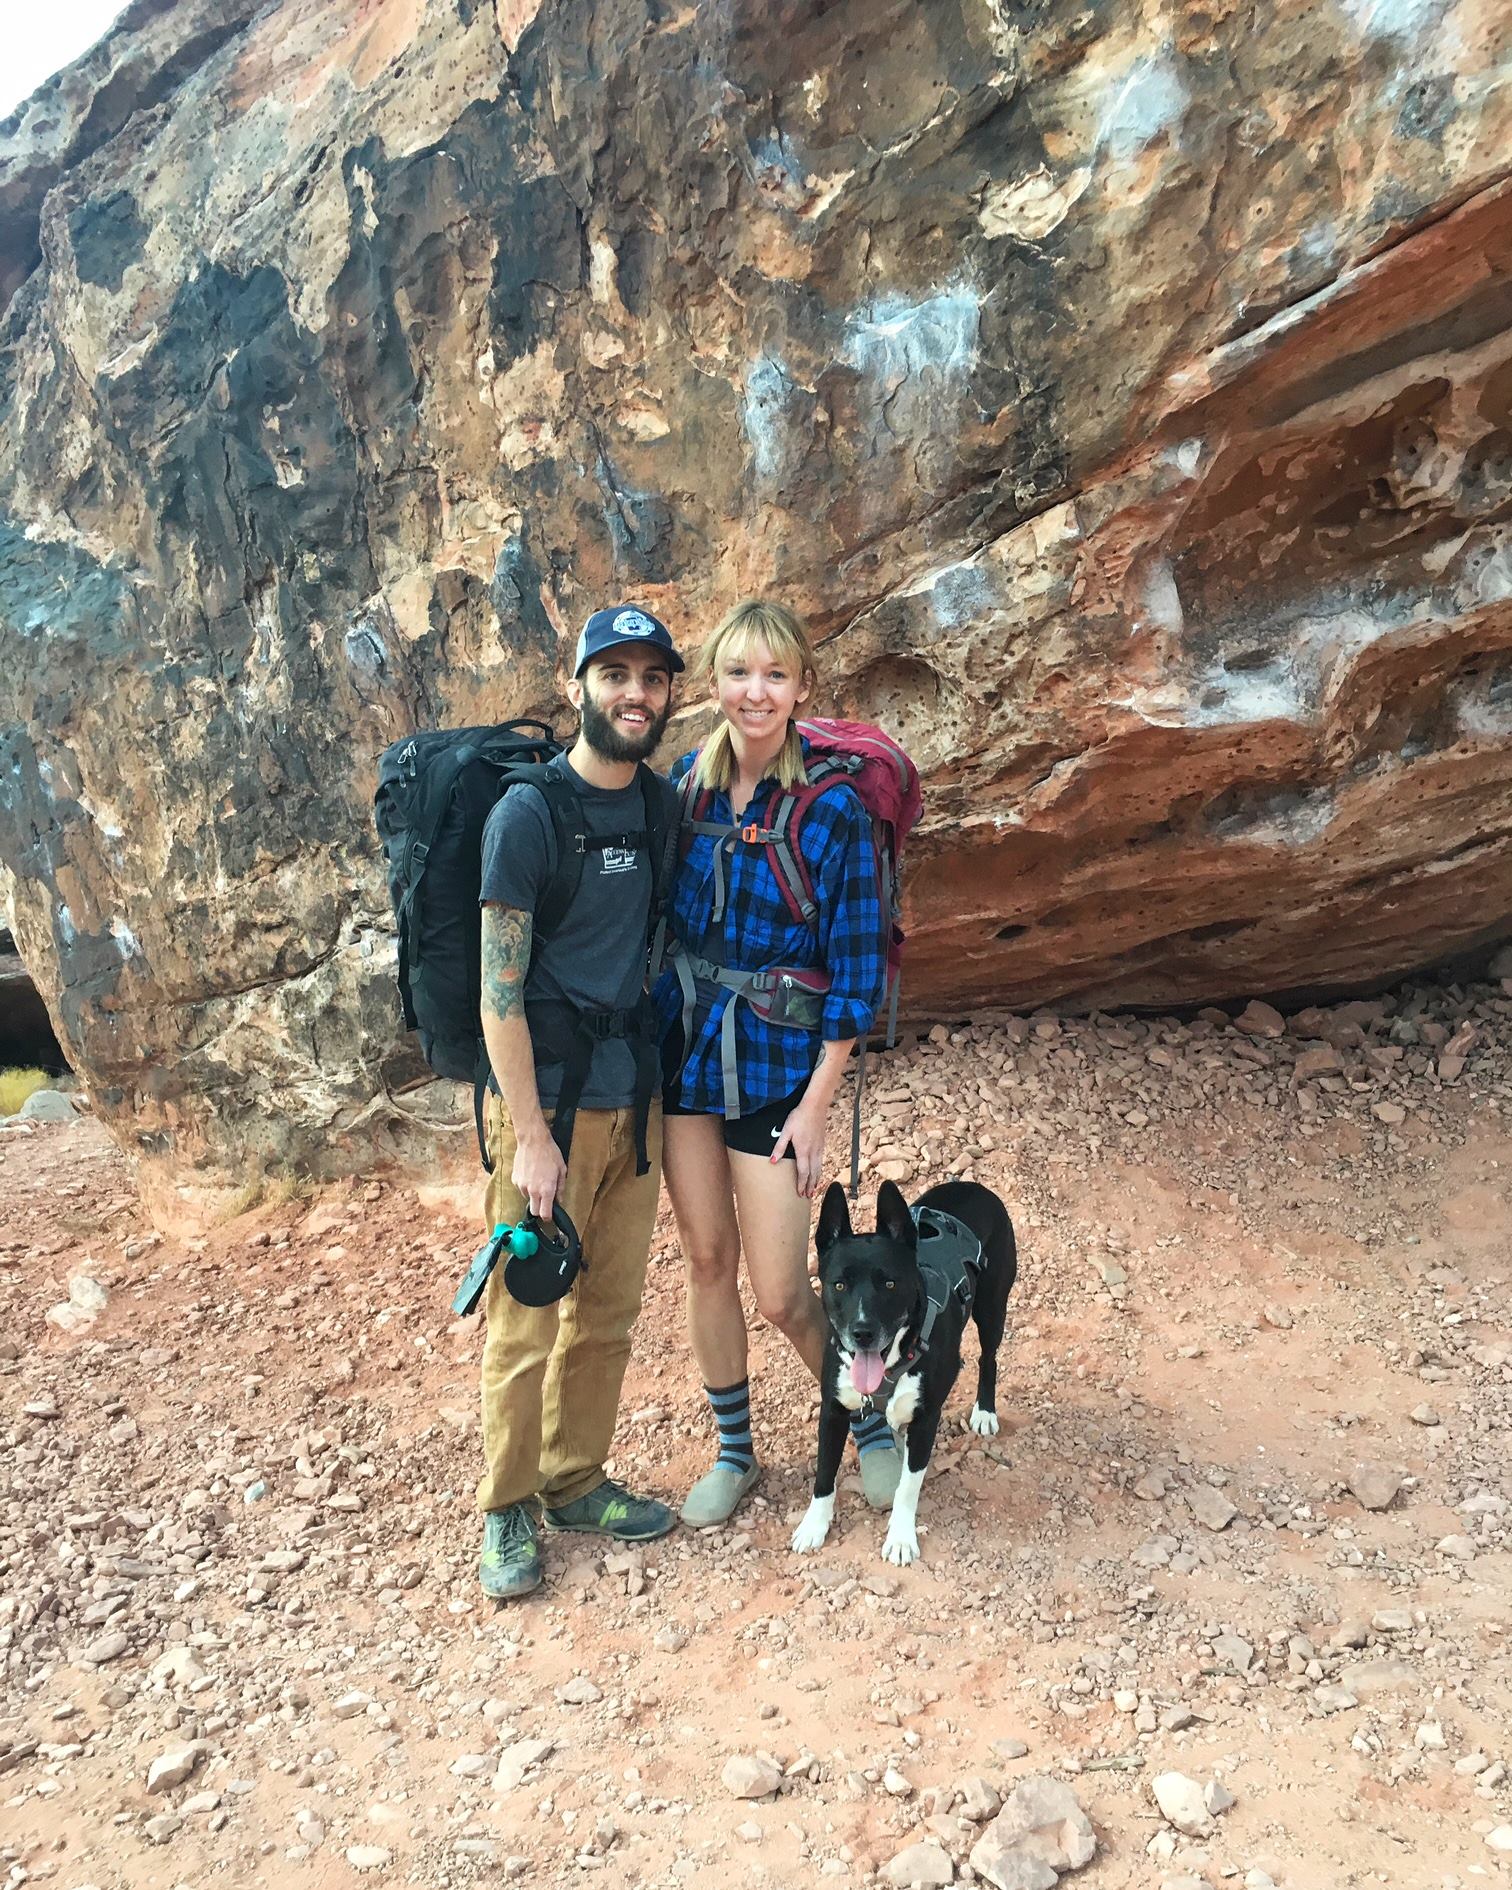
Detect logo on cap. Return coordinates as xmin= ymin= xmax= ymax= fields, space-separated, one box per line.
xmin=612 ymin=609 xmax=658 ymax=639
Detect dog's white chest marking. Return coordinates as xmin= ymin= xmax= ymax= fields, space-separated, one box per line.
xmin=885 ymin=1372 xmax=922 ymax=1434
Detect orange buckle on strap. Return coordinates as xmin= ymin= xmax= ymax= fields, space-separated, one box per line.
xmin=740 ymin=823 xmax=762 ymax=843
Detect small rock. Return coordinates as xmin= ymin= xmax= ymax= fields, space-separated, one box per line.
xmin=1347 ymin=1461 xmax=1402 ymax=1511
xmin=345 ymin=1847 xmax=393 ymax=1871
xmin=1409 ymin=1403 xmax=1441 ymax=1426
xmin=83 ymin=1631 xmax=130 ymax=1665
xmin=958 ymin=1776 xmax=1001 ymax=1821
xmin=557 ymin=1676 xmax=603 ymax=1706
xmin=966 ymin=1838 xmax=1056 ymax=1890
xmin=1313 ymin=1685 xmax=1359 ymax=1714
xmin=1485 ymin=1827 xmax=1512 ymax=1855
xmin=722 ymin=1753 xmax=782 ymax=1800
xmin=1183 ymin=1485 xmax=1238 ymax=1532
xmin=1211 ymin=1632 xmax=1252 ymax=1674
xmin=68 ymin=1272 xmax=109 ymax=1313
xmin=330 ymin=1691 xmax=372 ymax=1720
xmin=1152 ymin=1772 xmax=1212 ymax=1836
xmin=885 ymin=1840 xmax=955 ymax=1887
xmin=45 ymin=1301 xmax=96 ymax=1333
xmin=1236 ymin=1000 xmax=1285 ymax=1039
xmin=494 ymin=1737 xmax=554 ymax=1792
xmin=1372 ymin=1101 xmax=1406 ymax=1126
xmin=1261 ymin=1303 xmax=1292 ymax=1329
xmin=18 ymin=1088 xmax=77 ymax=1123
xmin=1436 ymin=1534 xmax=1476 ymax=1561
xmin=977 ymin=1774 xmax=1096 ymax=1873
xmin=143 ymin=1813 xmax=182 ymax=1844
xmin=1337 ymin=1658 xmax=1418 ymax=1699
xmin=147 ymin=1744 xmax=205 ymax=1794
xmin=883 ymin=1765 xmax=914 ymax=1797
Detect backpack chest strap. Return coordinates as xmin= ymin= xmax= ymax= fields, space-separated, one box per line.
xmin=571 ymin=827 xmax=647 ymax=855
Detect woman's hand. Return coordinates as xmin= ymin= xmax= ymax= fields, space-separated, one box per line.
xmin=771 ymin=1091 xmax=832 ymax=1198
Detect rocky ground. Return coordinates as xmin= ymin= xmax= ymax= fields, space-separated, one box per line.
xmin=2 ymin=975 xmax=1511 ymax=1890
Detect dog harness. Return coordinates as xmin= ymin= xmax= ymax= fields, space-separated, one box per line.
xmin=853 ymin=1206 xmax=983 ymax=1419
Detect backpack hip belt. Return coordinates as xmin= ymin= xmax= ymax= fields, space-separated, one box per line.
xmin=668 ymin=942 xmax=830 ymax=1120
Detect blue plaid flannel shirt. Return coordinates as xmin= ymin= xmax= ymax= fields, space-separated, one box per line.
xmin=654 ymin=745 xmax=887 ymax=1116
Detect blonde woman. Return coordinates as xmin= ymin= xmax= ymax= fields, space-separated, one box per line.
xmin=656 ymin=600 xmax=897 ymax=1526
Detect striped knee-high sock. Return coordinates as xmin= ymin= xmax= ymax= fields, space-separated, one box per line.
xmin=850 ymin=1409 xmax=894 ymax=1456
xmin=704 ymin=1379 xmax=755 ymax=1474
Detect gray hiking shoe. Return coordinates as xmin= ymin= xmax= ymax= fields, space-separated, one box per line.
xmin=859 ymin=1442 xmax=903 ymax=1510
xmin=480 ymin=1503 xmax=541 ymax=1599
xmin=680 ymin=1461 xmax=759 ymax=1527
xmin=543 ymin=1478 xmax=676 ymax=1541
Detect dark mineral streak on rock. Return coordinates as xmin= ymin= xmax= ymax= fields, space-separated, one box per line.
xmin=0 ymin=0 xmax=1509 ymax=1211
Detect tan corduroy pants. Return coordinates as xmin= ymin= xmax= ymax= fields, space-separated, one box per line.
xmin=475 ymin=1091 xmax=662 ymax=1513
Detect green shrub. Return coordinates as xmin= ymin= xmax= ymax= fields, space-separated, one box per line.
xmin=0 ymin=1067 xmax=52 ymax=1116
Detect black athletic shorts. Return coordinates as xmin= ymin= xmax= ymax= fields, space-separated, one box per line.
xmin=663 ymin=1080 xmax=808 ymax=1159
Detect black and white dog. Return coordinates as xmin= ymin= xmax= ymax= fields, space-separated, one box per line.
xmin=792 ymin=1178 xmax=1017 ymax=1566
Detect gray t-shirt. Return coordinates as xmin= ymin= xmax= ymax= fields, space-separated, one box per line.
xmin=479 ymin=757 xmax=653 ymax=1110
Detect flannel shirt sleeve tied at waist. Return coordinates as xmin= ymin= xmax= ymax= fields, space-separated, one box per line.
xmin=655 ymin=767 xmax=888 ymax=1117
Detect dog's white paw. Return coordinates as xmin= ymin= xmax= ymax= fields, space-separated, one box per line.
xmin=969 ymin=1405 xmax=1000 ymax=1436
xmin=791 ymin=1497 xmax=834 ymax=1554
xmin=881 ymin=1525 xmax=920 ymax=1567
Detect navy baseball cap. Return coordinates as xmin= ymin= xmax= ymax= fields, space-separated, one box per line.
xmin=573 ymin=604 xmax=684 ymax=676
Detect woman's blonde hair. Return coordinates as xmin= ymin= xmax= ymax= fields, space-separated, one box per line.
xmin=693 ymin=599 xmax=817 ymax=793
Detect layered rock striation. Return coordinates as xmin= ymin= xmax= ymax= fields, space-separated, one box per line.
xmin=1 ymin=0 xmax=1510 ymax=1204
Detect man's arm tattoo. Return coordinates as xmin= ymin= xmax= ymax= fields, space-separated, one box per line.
xmin=481 ymin=905 xmax=532 ymax=1021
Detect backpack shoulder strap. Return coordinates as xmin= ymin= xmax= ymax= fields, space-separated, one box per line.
xmin=501 ymin=763 xmax=586 ymax=944
xmin=761 ymin=762 xmax=857 ymax=929
xmin=639 ymin=765 xmax=681 ymax=921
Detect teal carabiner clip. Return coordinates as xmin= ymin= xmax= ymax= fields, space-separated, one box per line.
xmin=451 ymin=1218 xmax=538 ymax=1318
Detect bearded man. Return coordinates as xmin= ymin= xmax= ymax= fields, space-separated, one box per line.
xmin=473 ymin=605 xmax=684 ymax=1598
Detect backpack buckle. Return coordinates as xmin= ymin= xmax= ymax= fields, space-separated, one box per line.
xmin=740 ymin=823 xmax=762 ymax=843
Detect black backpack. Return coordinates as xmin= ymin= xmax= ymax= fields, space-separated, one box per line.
xmin=373 ymin=721 xmax=678 ymax=1169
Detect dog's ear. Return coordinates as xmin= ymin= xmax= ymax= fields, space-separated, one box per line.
xmin=875 ymin=1180 xmax=916 ymax=1249
xmin=816 ymin=1182 xmax=852 ymax=1252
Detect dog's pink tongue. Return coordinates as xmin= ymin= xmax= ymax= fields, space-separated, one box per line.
xmin=851 ymin=1349 xmax=886 ymax=1395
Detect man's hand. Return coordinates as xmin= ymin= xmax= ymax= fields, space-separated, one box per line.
xmin=512 ymin=1125 xmax=567 ymax=1219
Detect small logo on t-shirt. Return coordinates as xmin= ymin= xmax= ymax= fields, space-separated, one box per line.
xmin=600 ymin=846 xmax=640 ymax=875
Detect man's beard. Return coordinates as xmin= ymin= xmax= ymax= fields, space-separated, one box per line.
xmin=580 ymin=693 xmax=671 ymax=764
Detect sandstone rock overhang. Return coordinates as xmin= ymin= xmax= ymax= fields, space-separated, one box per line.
xmin=0 ymin=0 xmax=1508 ymax=1201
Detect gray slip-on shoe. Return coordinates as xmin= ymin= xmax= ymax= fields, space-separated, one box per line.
xmin=859 ymin=1442 xmax=903 ymax=1510
xmin=679 ymin=1461 xmax=760 ymax=1527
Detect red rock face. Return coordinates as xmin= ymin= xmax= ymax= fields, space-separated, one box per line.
xmin=0 ymin=0 xmax=1509 ymax=1203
